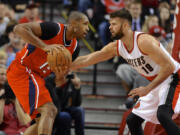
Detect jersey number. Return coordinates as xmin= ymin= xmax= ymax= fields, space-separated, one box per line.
xmin=142 ymin=64 xmax=154 ymax=74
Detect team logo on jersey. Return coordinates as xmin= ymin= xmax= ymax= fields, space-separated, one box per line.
xmin=126 ymin=56 xmax=145 ymax=67
xmin=134 ymin=101 xmax=140 ymax=109
xmin=126 ymin=56 xmax=154 ymax=74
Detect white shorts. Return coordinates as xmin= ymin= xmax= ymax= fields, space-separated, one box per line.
xmin=132 ymin=73 xmax=180 ymax=124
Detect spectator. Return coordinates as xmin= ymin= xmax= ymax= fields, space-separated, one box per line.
xmin=124 ymin=0 xmax=135 ymax=10
xmin=0 ymin=0 xmax=29 ymax=13
xmin=55 ymin=73 xmax=84 ymax=135
xmin=169 ymin=0 xmax=177 ymax=18
xmin=1 ymin=24 xmax=25 ymax=67
xmin=4 ymin=24 xmax=24 ymax=52
xmin=158 ymin=2 xmax=173 ymax=39
xmin=141 ymin=0 xmax=159 ymax=16
xmin=149 ymin=25 xmax=169 ymax=48
xmin=0 ymin=65 xmax=31 ymax=135
xmin=4 ymin=6 xmax=16 ymax=22
xmin=129 ymin=0 xmax=143 ymax=31
xmin=0 ymin=3 xmax=9 ymax=38
xmin=78 ymin=0 xmax=125 ymax=45
xmin=19 ymin=3 xmax=41 ymax=23
xmin=46 ymin=72 xmax=85 ymax=135
xmin=0 ymin=51 xmax=7 ymax=66
xmin=78 ymin=0 xmax=110 ymax=45
xmin=0 ymin=65 xmax=6 ymax=88
xmin=78 ymin=0 xmax=93 ymax=14
xmin=1 ymin=0 xmax=30 ymax=20
xmin=0 ymin=64 xmax=7 ymax=135
xmin=142 ymin=15 xmax=159 ymax=33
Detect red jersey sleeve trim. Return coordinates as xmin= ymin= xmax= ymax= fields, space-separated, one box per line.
xmin=117 ymin=40 xmax=120 ymax=56
xmin=141 ymin=74 xmax=157 ymax=81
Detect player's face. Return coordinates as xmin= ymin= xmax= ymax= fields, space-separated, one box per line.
xmin=109 ymin=17 xmax=124 ymax=40
xmin=77 ymin=16 xmax=89 ymax=38
xmin=26 ymin=8 xmax=39 ymax=21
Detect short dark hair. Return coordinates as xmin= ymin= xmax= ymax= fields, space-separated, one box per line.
xmin=68 ymin=11 xmax=86 ymax=23
xmin=110 ymin=9 xmax=132 ymax=24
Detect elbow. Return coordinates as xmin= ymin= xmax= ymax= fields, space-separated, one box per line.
xmin=167 ymin=63 xmax=175 ymax=74
xmin=13 ymin=24 xmax=27 ymax=36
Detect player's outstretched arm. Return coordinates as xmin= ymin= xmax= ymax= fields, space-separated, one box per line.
xmin=71 ymin=41 xmax=117 ymax=70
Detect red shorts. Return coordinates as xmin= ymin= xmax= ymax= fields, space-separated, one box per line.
xmin=7 ymin=60 xmax=52 ymax=119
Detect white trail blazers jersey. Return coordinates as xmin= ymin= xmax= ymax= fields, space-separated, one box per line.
xmin=117 ymin=32 xmax=180 ymax=81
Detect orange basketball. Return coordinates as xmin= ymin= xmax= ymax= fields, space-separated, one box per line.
xmin=47 ymin=47 xmax=72 ymax=72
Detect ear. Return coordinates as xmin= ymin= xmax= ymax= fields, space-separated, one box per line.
xmin=69 ymin=20 xmax=79 ymax=32
xmin=123 ymin=21 xmax=129 ymax=27
xmin=122 ymin=21 xmax=130 ymax=31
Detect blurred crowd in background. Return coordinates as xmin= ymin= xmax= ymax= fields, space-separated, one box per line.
xmin=0 ymin=0 xmax=177 ymax=135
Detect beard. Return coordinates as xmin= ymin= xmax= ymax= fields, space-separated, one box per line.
xmin=111 ymin=31 xmax=124 ymax=40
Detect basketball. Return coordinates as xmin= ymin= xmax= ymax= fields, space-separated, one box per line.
xmin=47 ymin=46 xmax=72 ymax=72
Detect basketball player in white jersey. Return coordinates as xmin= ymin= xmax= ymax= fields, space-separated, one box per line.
xmin=71 ymin=9 xmax=180 ymax=135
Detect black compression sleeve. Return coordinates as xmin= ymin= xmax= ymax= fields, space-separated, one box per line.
xmin=40 ymin=22 xmax=60 ymax=40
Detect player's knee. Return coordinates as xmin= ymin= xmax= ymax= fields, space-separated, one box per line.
xmin=39 ymin=103 xmax=57 ymax=118
xmin=48 ymin=104 xmax=57 ymax=117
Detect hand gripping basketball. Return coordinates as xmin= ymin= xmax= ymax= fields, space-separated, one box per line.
xmin=47 ymin=46 xmax=72 ymax=74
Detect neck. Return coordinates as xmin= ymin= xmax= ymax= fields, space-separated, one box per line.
xmin=66 ymin=26 xmax=74 ymax=41
xmin=121 ymin=29 xmax=134 ymax=50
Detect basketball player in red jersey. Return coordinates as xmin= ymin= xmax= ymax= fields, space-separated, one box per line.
xmin=7 ymin=11 xmax=89 ymax=135
xmin=71 ymin=9 xmax=180 ymax=135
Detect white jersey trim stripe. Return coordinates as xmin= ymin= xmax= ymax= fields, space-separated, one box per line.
xmin=73 ymin=41 xmax=78 ymax=52
xmin=26 ymin=67 xmax=40 ymax=109
xmin=21 ymin=49 xmax=29 ymax=64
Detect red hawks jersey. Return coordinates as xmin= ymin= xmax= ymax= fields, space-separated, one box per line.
xmin=117 ymin=32 xmax=180 ymax=81
xmin=15 ymin=23 xmax=78 ymax=78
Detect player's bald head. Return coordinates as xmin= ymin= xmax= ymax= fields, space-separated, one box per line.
xmin=68 ymin=11 xmax=87 ymax=23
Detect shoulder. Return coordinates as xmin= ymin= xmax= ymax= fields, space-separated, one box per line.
xmin=40 ymin=22 xmax=60 ymax=32
xmin=137 ymin=34 xmax=160 ymax=53
xmin=40 ymin=22 xmax=61 ymax=40
xmin=138 ymin=34 xmax=159 ymax=45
